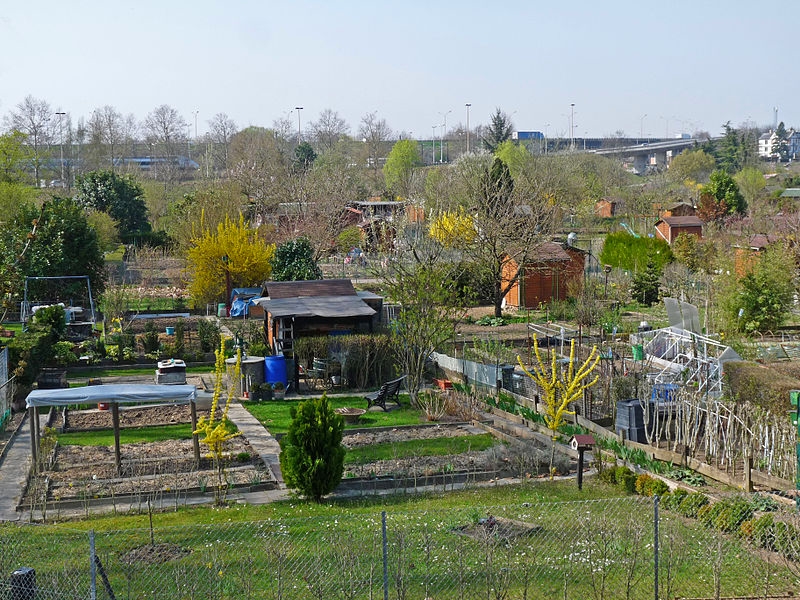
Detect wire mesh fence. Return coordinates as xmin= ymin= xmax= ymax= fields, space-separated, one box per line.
xmin=2 ymin=494 xmax=800 ymax=599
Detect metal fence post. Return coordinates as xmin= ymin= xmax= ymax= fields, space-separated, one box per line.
xmin=89 ymin=530 xmax=97 ymax=600
xmin=654 ymin=495 xmax=660 ymax=600
xmin=382 ymin=511 xmax=389 ymax=600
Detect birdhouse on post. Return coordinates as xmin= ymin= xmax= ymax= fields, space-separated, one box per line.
xmin=570 ymin=434 xmax=596 ymax=490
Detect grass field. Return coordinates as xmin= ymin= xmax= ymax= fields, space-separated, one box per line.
xmin=3 ymin=483 xmax=791 ymax=600
xmin=242 ymin=394 xmax=424 ymax=434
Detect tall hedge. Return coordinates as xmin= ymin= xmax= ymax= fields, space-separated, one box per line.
xmin=599 ymin=232 xmax=673 ymax=273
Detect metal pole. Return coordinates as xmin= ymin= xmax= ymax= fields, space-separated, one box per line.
xmin=570 ymin=103 xmax=575 ymax=150
xmin=55 ymin=112 xmax=66 ymax=185
xmin=465 ymin=103 xmax=471 ymax=153
xmin=654 ymin=495 xmax=660 ymax=600
xmin=90 ymin=530 xmax=97 ymax=600
xmin=295 ymin=106 xmax=303 ymax=144
xmin=382 ymin=511 xmax=389 ymax=600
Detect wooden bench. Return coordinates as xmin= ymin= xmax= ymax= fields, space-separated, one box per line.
xmin=365 ymin=376 xmax=406 ymax=411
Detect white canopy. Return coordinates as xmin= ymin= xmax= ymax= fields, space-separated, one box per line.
xmin=25 ymin=384 xmax=197 ymax=408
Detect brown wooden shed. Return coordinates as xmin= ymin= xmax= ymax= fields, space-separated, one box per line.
xmin=654 ymin=216 xmax=704 ymax=244
xmin=501 ymin=243 xmax=586 ymax=309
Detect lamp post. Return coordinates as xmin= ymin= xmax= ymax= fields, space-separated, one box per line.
xmin=431 ymin=125 xmax=437 ymax=164
xmin=570 ymin=103 xmax=575 ymax=150
xmin=193 ymin=110 xmax=199 ymax=139
xmin=222 ymin=254 xmax=232 ymax=317
xmin=604 ymin=264 xmax=612 ymax=299
xmin=439 ymin=110 xmax=451 ymax=163
xmin=640 ymin=113 xmax=647 ymax=141
xmin=295 ymin=106 xmax=303 ymax=144
xmin=55 ymin=111 xmax=66 ymax=186
xmin=544 ymin=123 xmax=550 ymax=154
xmin=465 ymin=103 xmax=471 ymax=153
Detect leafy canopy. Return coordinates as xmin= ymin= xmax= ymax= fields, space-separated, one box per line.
xmin=383 ymin=139 xmax=421 ymax=197
xmin=75 ymin=170 xmax=151 ymax=235
xmin=186 ymin=214 xmax=276 ymax=304
xmin=271 ymin=237 xmax=323 ymax=281
xmin=698 ymin=169 xmax=746 ymax=220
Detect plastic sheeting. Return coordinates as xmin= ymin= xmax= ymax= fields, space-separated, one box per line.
xmin=25 ymin=384 xmax=197 ymax=408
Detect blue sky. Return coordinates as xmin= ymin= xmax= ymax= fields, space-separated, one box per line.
xmin=1 ymin=1 xmax=796 ymax=139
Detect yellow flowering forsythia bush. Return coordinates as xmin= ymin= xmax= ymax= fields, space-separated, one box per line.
xmin=194 ymin=338 xmax=241 ymax=504
xmin=428 ymin=210 xmax=477 ymax=248
xmin=186 ymin=213 xmax=276 ymax=304
xmin=518 ymin=335 xmax=600 ymax=477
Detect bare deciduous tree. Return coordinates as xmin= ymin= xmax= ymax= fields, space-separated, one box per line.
xmin=358 ymin=111 xmax=393 ymax=180
xmin=3 ymin=95 xmax=54 ymax=186
xmin=207 ymin=112 xmax=238 ymax=172
xmin=309 ymin=108 xmax=350 ymax=153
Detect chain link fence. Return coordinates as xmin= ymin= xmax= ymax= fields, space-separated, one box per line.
xmin=2 ymin=494 xmax=800 ymax=599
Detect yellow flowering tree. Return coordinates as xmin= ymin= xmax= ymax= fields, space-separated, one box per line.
xmin=518 ymin=336 xmax=600 ymax=477
xmin=185 ymin=213 xmax=276 ymax=305
xmin=428 ymin=210 xmax=476 ymax=248
xmin=194 ymin=338 xmax=241 ymax=504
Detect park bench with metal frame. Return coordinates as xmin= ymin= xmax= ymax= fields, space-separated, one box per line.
xmin=365 ymin=376 xmax=406 ymax=411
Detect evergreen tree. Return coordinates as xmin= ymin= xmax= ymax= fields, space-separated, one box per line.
xmin=481 ymin=108 xmax=514 ymax=153
xmin=774 ymin=122 xmax=789 ymax=162
xmin=279 ymin=395 xmax=345 ymax=502
xmin=631 ymin=256 xmax=662 ymax=306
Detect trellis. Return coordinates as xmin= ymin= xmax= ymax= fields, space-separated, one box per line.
xmin=641 ymin=389 xmax=795 ymax=481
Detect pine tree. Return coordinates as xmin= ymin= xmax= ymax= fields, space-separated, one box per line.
xmin=631 ymin=256 xmax=662 ymax=306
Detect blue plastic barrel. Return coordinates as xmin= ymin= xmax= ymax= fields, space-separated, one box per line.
xmin=264 ymin=355 xmax=288 ymax=387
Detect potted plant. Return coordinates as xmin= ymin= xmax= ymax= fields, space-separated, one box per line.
xmin=271 ymin=381 xmax=286 ymax=400
xmin=251 ymin=382 xmax=273 ymax=402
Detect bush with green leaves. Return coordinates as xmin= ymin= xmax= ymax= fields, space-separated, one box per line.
xmin=599 ymin=231 xmax=673 ymax=273
xmin=677 ymin=492 xmax=709 ymax=518
xmin=271 ymin=237 xmax=323 ymax=281
xmin=635 ymin=473 xmax=669 ymax=497
xmin=197 ymin=319 xmax=221 ymax=353
xmin=279 ymin=394 xmax=346 ymax=502
xmin=142 ymin=321 xmax=160 ymax=354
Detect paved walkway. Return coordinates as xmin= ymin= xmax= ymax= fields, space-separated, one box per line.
xmin=0 ymin=414 xmax=33 ymax=521
xmin=225 ymin=401 xmax=284 ymax=487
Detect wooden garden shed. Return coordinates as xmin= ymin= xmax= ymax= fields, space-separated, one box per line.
xmin=501 ymin=243 xmax=586 ymax=309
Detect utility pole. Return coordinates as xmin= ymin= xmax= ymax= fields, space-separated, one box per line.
xmin=465 ymin=103 xmax=471 ymax=153
xmin=295 ymin=107 xmax=303 ymax=144
xmin=55 ymin=112 xmax=66 ymax=186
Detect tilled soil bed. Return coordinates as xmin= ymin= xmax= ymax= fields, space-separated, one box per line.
xmin=63 ymin=404 xmax=208 ymax=431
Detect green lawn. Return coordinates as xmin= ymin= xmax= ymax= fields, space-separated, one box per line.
xmin=56 ymin=423 xmax=197 ymax=445
xmin=243 ymin=394 xmax=424 ymax=434
xmin=345 ymin=433 xmax=497 ymax=464
xmin=67 ymin=365 xmax=213 ymax=380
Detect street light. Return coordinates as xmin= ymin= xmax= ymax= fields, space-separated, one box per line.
xmin=570 ymin=103 xmax=575 ymax=150
xmin=640 ymin=114 xmax=647 ymax=141
xmin=54 ymin=111 xmax=66 ymax=186
xmin=431 ymin=125 xmax=437 ymax=164
xmin=439 ymin=110 xmax=451 ymax=163
xmin=465 ymin=103 xmax=471 ymax=153
xmin=295 ymin=106 xmax=303 ymax=144
xmin=193 ymin=110 xmax=199 ymax=139
xmin=544 ymin=123 xmax=550 ymax=154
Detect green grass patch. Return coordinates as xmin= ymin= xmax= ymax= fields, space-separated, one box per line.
xmin=345 ymin=434 xmax=497 ymax=464
xmin=56 ymin=423 xmax=196 ymax=446
xmin=67 ymin=365 xmax=213 ymax=380
xmin=243 ymin=395 xmax=422 ymax=434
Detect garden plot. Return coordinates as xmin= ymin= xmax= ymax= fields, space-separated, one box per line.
xmin=340 ymin=424 xmax=566 ymax=481
xmin=23 ymin=405 xmax=275 ymax=508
